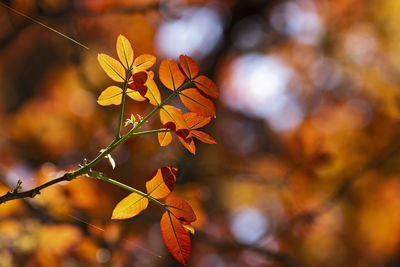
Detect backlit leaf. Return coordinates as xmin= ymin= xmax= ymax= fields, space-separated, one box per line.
xmin=144 ymin=76 xmax=161 ymax=106
xmin=116 ymin=34 xmax=134 ymax=69
xmin=160 ymin=212 xmax=191 ymax=264
xmin=180 ymin=88 xmax=215 ymax=117
xmin=111 ymin=192 xmax=148 ymax=220
xmin=178 ymin=135 xmax=196 ymax=154
xmin=166 ymin=195 xmax=197 ymax=223
xmin=146 ymin=166 xmax=177 ymax=199
xmin=191 ymin=130 xmax=216 ymax=144
xmin=98 ymin=54 xmax=126 ymax=82
xmin=160 ymin=105 xmax=190 ymax=140
xmin=134 ymin=54 xmax=156 ymax=72
xmin=179 ymin=55 xmax=199 ymax=79
xmin=127 ymin=89 xmax=146 ymax=101
xmin=158 ymin=131 xmax=172 ymax=146
xmin=97 ymin=86 xmax=123 ymax=106
xmin=183 ymin=112 xmax=212 ymax=129
xmin=193 ymin=75 xmax=219 ymax=98
xmin=159 ymin=59 xmax=185 ymax=90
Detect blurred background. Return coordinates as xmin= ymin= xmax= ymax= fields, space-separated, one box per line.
xmin=1 ymin=0 xmax=400 ymax=266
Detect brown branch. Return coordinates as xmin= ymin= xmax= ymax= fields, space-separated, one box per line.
xmin=0 ymin=172 xmax=75 ymax=204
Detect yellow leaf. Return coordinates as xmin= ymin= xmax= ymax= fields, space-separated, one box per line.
xmin=144 ymin=76 xmax=161 ymax=106
xmin=116 ymin=35 xmax=134 ymax=70
xmin=134 ymin=54 xmax=156 ymax=72
xmin=97 ymin=86 xmax=123 ymax=106
xmin=126 ymin=89 xmax=146 ymax=102
xmin=97 ymin=53 xmax=126 ymax=82
xmin=111 ymin=192 xmax=148 ymax=220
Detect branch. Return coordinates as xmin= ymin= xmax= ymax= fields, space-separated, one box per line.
xmin=0 ymin=172 xmax=74 ymax=204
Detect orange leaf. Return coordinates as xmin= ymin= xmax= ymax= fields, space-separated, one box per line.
xmin=111 ymin=192 xmax=148 ymax=220
xmin=166 ymin=195 xmax=197 ymax=223
xmin=183 ymin=112 xmax=212 ymax=129
xmin=160 ymin=211 xmax=191 ymax=264
xmin=158 ymin=131 xmax=172 ymax=146
xmin=116 ymin=34 xmax=134 ymax=69
xmin=180 ymin=88 xmax=215 ymax=117
xmin=160 ymin=105 xmax=190 ymax=140
xmin=97 ymin=54 xmax=126 ymax=82
xmin=193 ymin=75 xmax=219 ymax=99
xmin=134 ymin=54 xmax=156 ymax=72
xmin=159 ymin=59 xmax=185 ymax=90
xmin=146 ymin=166 xmax=177 ymax=199
xmin=178 ymin=135 xmax=196 ymax=154
xmin=191 ymin=130 xmax=216 ymax=144
xmin=144 ymin=76 xmax=161 ymax=106
xmin=179 ymin=55 xmax=199 ymax=79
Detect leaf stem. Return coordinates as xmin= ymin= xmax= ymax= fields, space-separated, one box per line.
xmin=116 ymin=69 xmax=132 ymax=139
xmin=88 ymin=170 xmax=167 ymax=209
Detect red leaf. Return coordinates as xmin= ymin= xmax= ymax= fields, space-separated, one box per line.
xmin=191 ymin=130 xmax=216 ymax=144
xmin=193 ymin=75 xmax=219 ymax=99
xmin=160 ymin=212 xmax=191 ymax=264
xmin=128 ymin=71 xmax=148 ymax=97
xmin=159 ymin=59 xmax=186 ymax=90
xmin=179 ymin=55 xmax=199 ymax=79
xmin=180 ymin=88 xmax=215 ymax=117
xmin=183 ymin=112 xmax=212 ymax=129
xmin=166 ymin=195 xmax=197 ymax=223
xmin=146 ymin=166 xmax=177 ymax=199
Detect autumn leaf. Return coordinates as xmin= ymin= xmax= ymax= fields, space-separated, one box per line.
xmin=179 ymin=55 xmax=199 ymax=79
xmin=146 ymin=166 xmax=177 ymax=199
xmin=134 ymin=54 xmax=156 ymax=72
xmin=193 ymin=75 xmax=219 ymax=99
xmin=178 ymin=135 xmax=196 ymax=154
xmin=183 ymin=112 xmax=212 ymax=129
xmin=97 ymin=54 xmax=126 ymax=82
xmin=97 ymin=86 xmax=144 ymax=106
xmin=160 ymin=195 xmax=196 ymax=264
xmin=191 ymin=130 xmax=216 ymax=144
xmin=158 ymin=131 xmax=172 ymax=146
xmin=116 ymin=34 xmax=134 ymax=70
xmin=160 ymin=105 xmax=190 ymax=140
xmin=160 ymin=211 xmax=191 ymax=264
xmin=111 ymin=192 xmax=148 ymax=220
xmin=180 ymin=88 xmax=216 ymax=117
xmin=159 ymin=59 xmax=185 ymax=90
xmin=128 ymin=71 xmax=161 ymax=105
xmin=144 ymin=76 xmax=161 ymax=106
xmin=166 ymin=195 xmax=197 ymax=223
